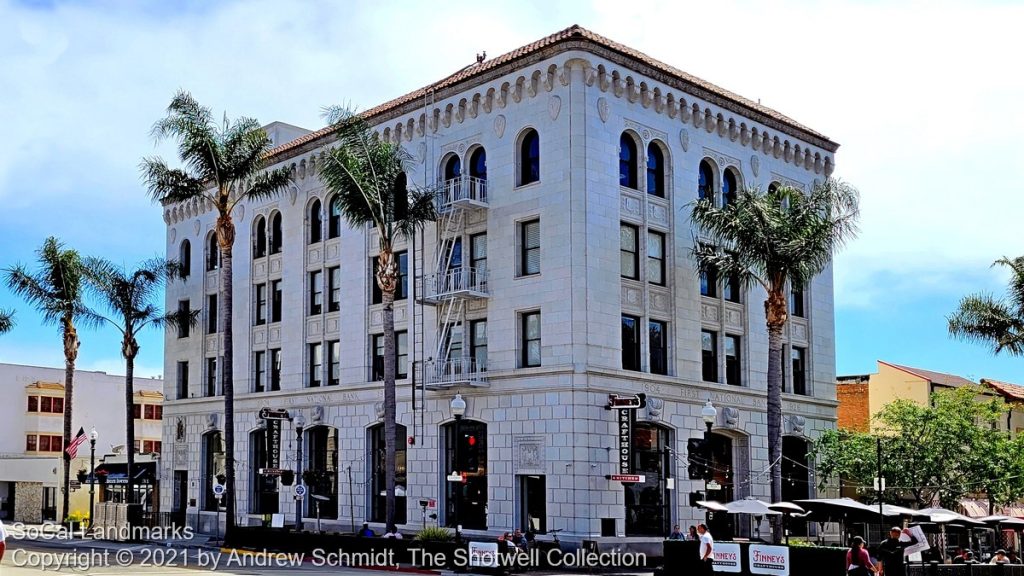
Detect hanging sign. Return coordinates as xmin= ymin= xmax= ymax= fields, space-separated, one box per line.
xmin=618 ymin=406 xmax=634 ymax=475
xmin=266 ymin=419 xmax=282 ymax=469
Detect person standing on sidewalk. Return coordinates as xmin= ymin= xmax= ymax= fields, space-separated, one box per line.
xmin=0 ymin=518 xmax=6 ymax=563
xmin=877 ymin=527 xmax=917 ymax=576
xmin=697 ymin=523 xmax=714 ymax=575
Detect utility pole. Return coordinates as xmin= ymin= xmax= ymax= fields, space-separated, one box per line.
xmin=876 ymin=437 xmax=884 ymax=542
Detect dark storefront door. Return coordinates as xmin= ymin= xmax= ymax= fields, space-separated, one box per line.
xmin=519 ymin=475 xmax=546 ymax=533
xmin=42 ymin=487 xmax=57 ymax=521
xmin=625 ymin=423 xmax=672 ymax=536
xmin=172 ymin=471 xmax=188 ymax=525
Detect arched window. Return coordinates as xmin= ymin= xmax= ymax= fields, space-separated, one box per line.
xmin=269 ymin=212 xmax=282 ymax=255
xmin=624 ymin=423 xmax=672 ymax=536
xmin=518 ymin=129 xmax=540 ymax=186
xmin=253 ymin=216 xmax=267 ymax=259
xmin=698 ymin=160 xmax=715 ymax=201
xmin=646 ymin=142 xmax=665 ymax=198
xmin=328 ymin=195 xmax=342 ymax=239
xmin=368 ymin=423 xmax=408 ymax=525
xmin=206 ymin=233 xmax=219 ymax=271
xmin=202 ymin=431 xmax=224 ymax=512
xmin=443 ymin=419 xmax=487 ymax=530
xmin=768 ymin=181 xmax=781 ymax=195
xmin=178 ymin=240 xmax=191 ymax=279
xmin=309 ymin=199 xmax=323 ymax=244
xmin=619 ymin=133 xmax=638 ymax=189
xmin=443 ymin=155 xmax=462 ymax=181
xmin=722 ymin=169 xmax=738 ymax=206
xmin=304 ymin=426 xmax=339 ymax=519
xmin=469 ymin=147 xmax=487 ymax=180
xmin=250 ymin=429 xmax=279 ymax=514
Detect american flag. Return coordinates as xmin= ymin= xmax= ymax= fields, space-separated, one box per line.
xmin=65 ymin=427 xmax=87 ymax=459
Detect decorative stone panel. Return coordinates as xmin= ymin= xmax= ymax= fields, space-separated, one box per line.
xmin=620 ymin=193 xmax=642 ymax=220
xmin=514 ymin=435 xmax=546 ymax=474
xmin=700 ymin=302 xmax=720 ymax=323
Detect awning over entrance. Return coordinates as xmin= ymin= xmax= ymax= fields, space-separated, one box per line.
xmin=961 ymin=498 xmax=1024 ymax=519
xmin=90 ymin=462 xmax=154 ymax=485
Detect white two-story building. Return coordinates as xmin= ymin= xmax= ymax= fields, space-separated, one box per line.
xmin=160 ymin=25 xmax=839 ymax=545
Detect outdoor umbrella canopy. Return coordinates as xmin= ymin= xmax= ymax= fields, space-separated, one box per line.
xmin=916 ymin=507 xmax=986 ymax=526
xmin=769 ymin=502 xmax=806 ymax=515
xmin=723 ymin=498 xmax=782 ymax=516
xmin=795 ymin=498 xmax=881 ymax=522
xmin=697 ymin=500 xmax=729 ymax=513
xmin=881 ymin=504 xmax=930 ymax=519
xmin=978 ymin=515 xmax=1024 ymax=527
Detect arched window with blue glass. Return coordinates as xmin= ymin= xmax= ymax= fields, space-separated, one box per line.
xmin=619 ymin=133 xmax=638 ymax=189
xmin=518 ymin=129 xmax=540 ymax=186
xmin=443 ymin=154 xmax=462 ymax=181
xmin=698 ymin=159 xmax=715 ymax=202
xmin=309 ymin=198 xmax=323 ymax=245
xmin=469 ymin=147 xmax=487 ymax=181
xmin=646 ymin=141 xmax=665 ymax=198
xmin=722 ymin=168 xmax=739 ymax=206
xmin=253 ymin=216 xmax=267 ymax=259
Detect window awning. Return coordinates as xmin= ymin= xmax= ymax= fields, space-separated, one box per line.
xmin=90 ymin=462 xmax=154 ymax=485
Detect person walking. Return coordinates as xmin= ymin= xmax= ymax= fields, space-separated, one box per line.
xmin=846 ymin=536 xmax=876 ymax=576
xmin=877 ymin=527 xmax=917 ymax=576
xmin=697 ymin=523 xmax=714 ymax=575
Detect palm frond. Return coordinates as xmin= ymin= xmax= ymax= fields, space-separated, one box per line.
xmin=140 ymin=157 xmax=207 ymax=204
xmin=949 ymin=293 xmax=1024 ymax=356
xmin=0 ymin=308 xmax=15 ymax=334
xmin=151 ymin=91 xmax=222 ymax=185
xmin=4 ymin=237 xmax=89 ymax=327
xmin=82 ymin=256 xmax=179 ymax=339
xmin=242 ymin=167 xmax=293 ymax=204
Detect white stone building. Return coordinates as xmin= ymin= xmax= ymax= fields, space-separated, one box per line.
xmin=0 ymin=362 xmax=163 ymax=522
xmin=160 ymin=25 xmax=838 ymax=545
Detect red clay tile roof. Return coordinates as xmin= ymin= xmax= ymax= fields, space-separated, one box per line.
xmin=265 ymin=24 xmax=838 ymax=162
xmin=982 ymin=378 xmax=1024 ymax=402
xmin=879 ymin=361 xmax=976 ymax=388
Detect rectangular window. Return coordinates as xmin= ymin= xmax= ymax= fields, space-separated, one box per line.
xmin=177 ymin=361 xmax=189 ymax=399
xmin=27 ymin=396 xmax=38 ymax=412
xmin=445 ymin=324 xmax=463 ymax=361
xmin=701 ymin=330 xmax=718 ymax=382
xmin=700 ymin=265 xmax=718 ymax=298
xmin=725 ymin=335 xmax=741 ymax=386
xmin=621 ymin=315 xmax=641 ymax=371
xmin=328 ymin=340 xmax=340 ymax=386
xmin=649 ymin=320 xmax=667 ymax=375
xmin=254 ymin=351 xmax=265 ymax=393
xmin=154 ymin=405 xmax=163 ymax=420
xmin=255 ymin=283 xmax=267 ymax=325
xmin=792 ymin=346 xmax=807 ymax=395
xmin=371 ymin=252 xmax=409 ymax=303
xmin=133 ymin=403 xmax=142 ymax=419
xmin=26 ymin=434 xmax=37 ymax=452
xmin=270 ymin=280 xmax=283 ymax=323
xmin=328 ymin=266 xmax=341 ymax=313
xmin=134 ymin=440 xmax=141 ymax=453
xmin=38 ymin=435 xmax=50 ymax=452
xmin=270 ymin=349 xmax=281 ymax=391
xmin=790 ymin=287 xmax=805 ymax=318
xmin=206 ymin=294 xmax=218 ymax=334
xmin=177 ymin=300 xmax=191 ymax=338
xmin=206 ymin=357 xmax=218 ymax=397
xmin=372 ymin=332 xmax=408 ymax=380
xmin=52 ymin=397 xmax=63 ymax=414
xmin=723 ymin=272 xmax=741 ymax=303
xmin=308 ymin=343 xmax=323 ymax=387
xmin=647 ymin=231 xmax=665 ymax=285
xmin=519 ymin=220 xmax=540 ymax=276
xmin=40 ymin=397 xmax=52 ymax=413
xmin=620 ymin=223 xmax=639 ymax=280
xmin=521 ymin=311 xmax=541 ymax=368
xmin=471 ymin=319 xmax=488 ymax=371
xmin=309 ymin=271 xmax=323 ymax=315
xmin=144 ymin=404 xmax=154 ymax=420
xmin=470 ymin=233 xmax=487 ymax=274
xmin=781 ymin=345 xmax=788 ymax=393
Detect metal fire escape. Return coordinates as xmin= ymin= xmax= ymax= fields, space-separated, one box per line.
xmin=420 ymin=173 xmax=489 ymax=390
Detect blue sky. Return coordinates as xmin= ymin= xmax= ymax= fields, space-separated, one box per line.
xmin=1 ymin=0 xmax=1023 ymax=382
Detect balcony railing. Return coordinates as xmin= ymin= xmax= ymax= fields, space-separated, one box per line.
xmin=437 ymin=176 xmax=488 ymax=212
xmin=423 ymin=267 xmax=488 ymax=301
xmin=424 ymin=357 xmax=487 ymax=389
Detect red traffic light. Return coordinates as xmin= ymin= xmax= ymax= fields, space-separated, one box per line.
xmin=467 ymin=435 xmax=476 ymax=446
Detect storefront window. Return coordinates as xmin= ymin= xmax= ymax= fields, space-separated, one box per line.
xmin=304 ymin=426 xmax=338 ymax=519
xmin=443 ymin=420 xmax=487 ymax=530
xmin=369 ymin=423 xmax=407 ymax=525
xmin=202 ymin=431 xmax=225 ymax=512
xmin=625 ymin=423 xmax=671 ymax=536
xmin=250 ymin=429 xmax=279 ymax=514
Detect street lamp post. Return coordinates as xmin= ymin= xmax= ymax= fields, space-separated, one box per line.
xmin=294 ymin=414 xmax=305 ymax=531
xmin=450 ymin=394 xmax=466 ymax=542
xmin=701 ymin=401 xmax=717 ymax=524
xmin=88 ymin=428 xmax=98 ymax=533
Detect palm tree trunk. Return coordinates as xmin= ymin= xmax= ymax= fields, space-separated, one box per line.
xmin=124 ymin=347 xmax=136 ymax=506
xmin=383 ymin=289 xmax=397 ymax=529
xmin=61 ymin=315 xmax=79 ymax=523
xmin=218 ymin=217 xmax=237 ymax=541
xmin=765 ymin=287 xmax=786 ymax=544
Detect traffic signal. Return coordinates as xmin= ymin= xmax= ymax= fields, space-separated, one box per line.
xmin=689 ymin=491 xmax=705 ymax=507
xmin=687 ymin=438 xmax=710 ymax=480
xmin=464 ymin=434 xmax=479 ymax=472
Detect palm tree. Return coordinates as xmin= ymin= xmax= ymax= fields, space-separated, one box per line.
xmin=319 ymin=107 xmax=436 ymax=528
xmin=949 ymin=256 xmax=1024 ymax=354
xmin=691 ymin=179 xmax=859 ymax=542
xmin=4 ymin=237 xmax=93 ymax=521
xmin=141 ymin=91 xmax=293 ymax=537
xmin=0 ymin=309 xmax=14 ymax=334
xmin=83 ymin=257 xmax=197 ymax=507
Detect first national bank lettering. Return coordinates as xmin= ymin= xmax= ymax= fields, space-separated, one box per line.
xmin=618 ymin=408 xmax=632 ymax=474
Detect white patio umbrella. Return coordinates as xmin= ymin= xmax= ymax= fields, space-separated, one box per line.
xmin=979 ymin=515 xmax=1024 ymax=527
xmin=768 ymin=502 xmax=806 ymax=515
xmin=697 ymin=500 xmax=729 ymax=513
xmin=917 ymin=507 xmax=986 ymax=526
xmin=724 ymin=498 xmax=783 ymax=516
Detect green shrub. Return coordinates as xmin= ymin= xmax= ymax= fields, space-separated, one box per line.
xmin=414 ymin=526 xmax=453 ymax=542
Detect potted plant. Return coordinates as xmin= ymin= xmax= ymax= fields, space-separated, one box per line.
xmin=65 ymin=510 xmax=88 ymax=533
xmin=76 ymin=469 xmax=88 ymax=484
xmin=280 ymin=470 xmax=294 ymax=486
